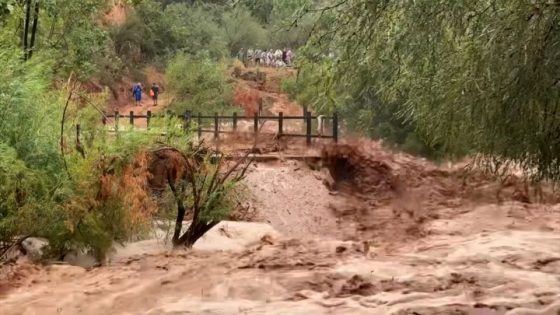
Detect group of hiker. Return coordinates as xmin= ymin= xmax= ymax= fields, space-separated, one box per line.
xmin=132 ymin=82 xmax=160 ymax=106
xmin=237 ymin=48 xmax=294 ymax=68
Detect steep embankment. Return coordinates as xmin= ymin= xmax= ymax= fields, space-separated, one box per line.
xmin=232 ymin=64 xmax=302 ymax=117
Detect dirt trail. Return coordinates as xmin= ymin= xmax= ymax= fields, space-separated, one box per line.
xmin=104 ymin=66 xmax=168 ymax=129
xmin=231 ymin=65 xmax=306 ymax=133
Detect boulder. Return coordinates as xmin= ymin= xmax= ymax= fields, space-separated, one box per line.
xmin=21 ymin=237 xmax=49 ymax=262
xmin=63 ymin=251 xmax=99 ymax=269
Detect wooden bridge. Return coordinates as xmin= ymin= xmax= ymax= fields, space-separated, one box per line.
xmin=101 ymin=110 xmax=339 ymax=145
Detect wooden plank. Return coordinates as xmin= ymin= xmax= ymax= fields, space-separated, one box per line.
xmin=184 ymin=110 xmax=191 ymax=132
xmin=214 ymin=112 xmax=219 ymax=139
xmin=280 ymin=133 xmax=332 ymax=139
xmin=278 ymin=112 xmax=283 ymax=136
xmin=197 ymin=113 xmax=202 ymax=140
xmin=253 ymin=113 xmax=258 ymax=134
xmin=306 ymin=111 xmax=312 ymax=146
xmin=333 ymin=112 xmax=338 ymax=143
xmin=216 ymin=153 xmax=322 ymax=162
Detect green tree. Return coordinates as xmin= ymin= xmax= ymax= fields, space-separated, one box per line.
xmin=167 ymin=148 xmax=251 ymax=248
xmin=163 ymin=3 xmax=228 ymax=59
xmin=305 ymin=0 xmax=560 ymax=178
xmin=222 ymin=6 xmax=268 ymax=54
xmin=0 ymin=48 xmax=179 ymax=261
xmin=166 ymin=53 xmax=237 ymax=115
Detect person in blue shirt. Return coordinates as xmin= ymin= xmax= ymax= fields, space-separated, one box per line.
xmin=132 ymin=83 xmax=142 ymax=106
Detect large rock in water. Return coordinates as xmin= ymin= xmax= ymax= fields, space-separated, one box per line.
xmin=21 ymin=237 xmax=49 ymax=262
xmin=63 ymin=251 xmax=99 ymax=269
xmin=21 ymin=237 xmax=98 ymax=267
xmin=193 ymin=221 xmax=282 ymax=252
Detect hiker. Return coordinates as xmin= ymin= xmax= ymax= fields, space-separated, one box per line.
xmin=268 ymin=50 xmax=274 ymax=67
xmin=274 ymin=49 xmax=283 ymax=63
xmin=317 ymin=115 xmax=325 ymax=137
xmin=264 ymin=50 xmax=271 ymax=66
xmin=260 ymin=50 xmax=267 ymax=65
xmin=237 ymin=48 xmax=247 ymax=67
xmin=282 ymin=48 xmax=288 ymax=64
xmin=254 ymin=49 xmax=262 ymax=64
xmin=247 ymin=48 xmax=254 ymax=66
xmin=132 ymin=83 xmax=142 ymax=106
xmin=286 ymin=49 xmax=294 ymax=65
xmin=150 ymin=82 xmax=160 ymax=106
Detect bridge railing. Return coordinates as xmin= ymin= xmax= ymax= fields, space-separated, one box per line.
xmin=101 ymin=110 xmax=339 ymax=145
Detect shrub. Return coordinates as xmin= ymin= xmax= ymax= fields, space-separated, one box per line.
xmin=163 ymin=4 xmax=228 ymax=60
xmin=165 ymin=146 xmax=252 ymax=248
xmin=166 ymin=53 xmax=238 ymax=115
xmin=222 ymin=7 xmax=269 ymax=55
xmin=0 ymin=49 xmax=185 ymax=262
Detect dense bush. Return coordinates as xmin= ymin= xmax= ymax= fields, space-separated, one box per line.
xmin=166 ymin=53 xmax=238 ymax=115
xmin=0 ymin=0 xmax=316 ymax=261
xmin=163 ymin=4 xmax=228 ymax=59
xmin=0 ymin=48 xmax=184 ymax=260
xmin=304 ymin=0 xmax=560 ymax=178
xmin=283 ymin=58 xmax=443 ymax=158
xmin=222 ymin=7 xmax=268 ymax=54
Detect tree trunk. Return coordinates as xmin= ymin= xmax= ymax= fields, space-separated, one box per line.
xmin=178 ymin=220 xmax=219 ymax=248
xmin=172 ymin=200 xmax=186 ymax=246
xmin=23 ymin=0 xmax=31 ymax=59
xmin=28 ymin=0 xmax=39 ymax=59
xmin=168 ymin=173 xmax=186 ymax=246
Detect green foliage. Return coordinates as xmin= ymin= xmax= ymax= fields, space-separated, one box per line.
xmin=118 ymin=0 xmax=314 ymax=64
xmin=109 ymin=12 xmax=157 ymax=64
xmin=286 ymin=52 xmax=442 ymax=157
xmin=0 ymin=48 xmax=190 ymax=261
xmin=191 ymin=158 xmax=237 ymax=223
xmin=305 ymin=0 xmax=560 ymax=178
xmin=0 ymin=143 xmax=59 ymax=247
xmin=0 ymin=0 xmax=327 ymax=260
xmin=241 ymin=0 xmax=311 ymax=24
xmin=59 ymin=25 xmax=109 ymax=80
xmin=163 ymin=4 xmax=228 ymax=59
xmin=0 ymin=50 xmax=61 ymax=172
xmin=241 ymin=0 xmax=275 ymax=24
xmin=41 ymin=0 xmax=110 ymax=79
xmin=2 ymin=0 xmax=314 ymax=84
xmin=264 ymin=0 xmax=315 ymax=48
xmin=110 ymin=0 xmax=230 ymax=66
xmin=165 ymin=53 xmax=238 ymax=115
xmin=169 ymin=149 xmax=251 ymax=248
xmin=0 ymin=49 xmax=68 ymax=256
xmin=0 ymin=0 xmax=14 ymax=23
xmin=222 ymin=6 xmax=268 ymax=54
xmin=133 ymin=1 xmax=228 ymax=59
